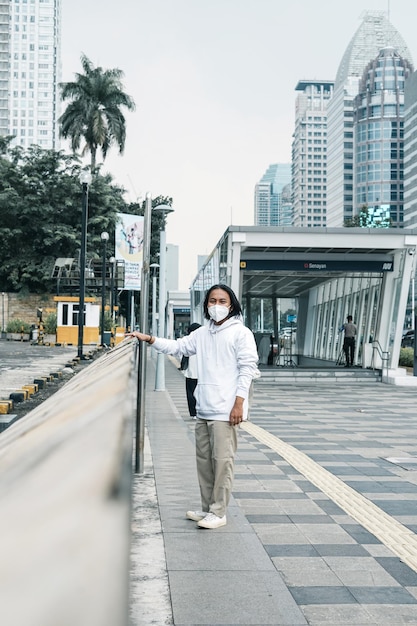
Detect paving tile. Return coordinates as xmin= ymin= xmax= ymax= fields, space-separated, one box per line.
xmin=301 ymin=605 xmax=378 ymax=624
xmin=348 ymin=586 xmax=417 ymax=604
xmin=265 ymin=544 xmax=320 ymax=557
xmin=341 ymin=524 xmax=382 ymax=544
xmin=375 ymin=557 xmax=417 ymax=586
xmin=288 ymin=585 xmax=357 ymax=605
xmin=272 ymin=556 xmax=342 ymax=587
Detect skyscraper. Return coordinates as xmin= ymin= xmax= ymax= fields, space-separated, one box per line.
xmin=254 ymin=163 xmax=291 ymax=226
xmin=326 ymin=11 xmax=412 ymax=226
xmin=404 ymin=71 xmax=417 ymax=228
xmin=291 ymin=80 xmax=333 ymax=227
xmin=0 ymin=0 xmax=62 ymax=150
xmin=353 ymin=47 xmax=412 ymax=228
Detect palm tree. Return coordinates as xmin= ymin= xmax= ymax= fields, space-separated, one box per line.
xmin=59 ymin=54 xmax=136 ymax=172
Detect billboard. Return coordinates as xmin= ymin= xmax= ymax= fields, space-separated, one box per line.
xmin=115 ymin=213 xmax=144 ymax=290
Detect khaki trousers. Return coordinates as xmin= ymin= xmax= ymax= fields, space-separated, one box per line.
xmin=195 ymin=419 xmax=237 ymax=518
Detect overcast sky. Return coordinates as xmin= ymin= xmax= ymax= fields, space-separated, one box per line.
xmin=61 ymin=0 xmax=417 ymax=289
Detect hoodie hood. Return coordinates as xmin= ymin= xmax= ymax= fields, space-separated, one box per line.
xmin=208 ymin=315 xmax=243 ymax=334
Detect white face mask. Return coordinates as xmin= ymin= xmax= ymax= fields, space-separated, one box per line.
xmin=208 ymin=304 xmax=230 ymax=323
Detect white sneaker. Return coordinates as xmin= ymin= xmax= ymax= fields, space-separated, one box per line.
xmin=197 ymin=513 xmax=227 ymax=529
xmin=186 ymin=510 xmax=206 ymax=521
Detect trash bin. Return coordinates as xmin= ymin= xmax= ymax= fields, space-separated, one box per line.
xmin=103 ymin=331 xmax=111 ymax=346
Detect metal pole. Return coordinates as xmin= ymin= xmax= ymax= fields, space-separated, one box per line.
xmin=135 ymin=192 xmax=152 ymax=473
xmin=100 ymin=235 xmax=108 ymax=345
xmin=155 ymin=226 xmax=167 ymax=390
xmin=110 ymin=258 xmax=115 ymax=324
xmin=152 ymin=273 xmax=157 ymax=335
xmin=77 ymin=180 xmax=89 ymax=359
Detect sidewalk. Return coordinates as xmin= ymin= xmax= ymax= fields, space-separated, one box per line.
xmin=131 ymin=356 xmax=417 ymax=626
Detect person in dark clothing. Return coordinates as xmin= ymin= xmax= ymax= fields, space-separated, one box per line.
xmin=182 ymin=323 xmax=201 ymax=418
xmin=341 ymin=315 xmax=357 ymax=367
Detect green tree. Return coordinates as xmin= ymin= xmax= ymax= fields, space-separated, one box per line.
xmin=344 ymin=205 xmax=392 ymax=228
xmin=59 ymin=54 xmax=135 ymax=172
xmin=0 ymin=144 xmax=130 ymax=293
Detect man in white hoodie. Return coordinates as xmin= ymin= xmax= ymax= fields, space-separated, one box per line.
xmin=128 ymin=284 xmax=259 ymax=529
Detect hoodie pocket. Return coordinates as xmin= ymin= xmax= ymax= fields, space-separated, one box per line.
xmin=195 ymin=383 xmax=229 ymax=415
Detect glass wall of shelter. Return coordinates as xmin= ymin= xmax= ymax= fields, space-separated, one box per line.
xmin=190 ymin=226 xmax=417 ymax=371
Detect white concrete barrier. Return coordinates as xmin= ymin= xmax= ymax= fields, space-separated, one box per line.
xmin=0 ymin=340 xmax=136 ymax=626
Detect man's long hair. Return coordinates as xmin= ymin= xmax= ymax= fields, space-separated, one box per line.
xmin=203 ymin=284 xmax=242 ymax=321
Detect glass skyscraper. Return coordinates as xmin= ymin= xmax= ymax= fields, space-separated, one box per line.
xmin=326 ymin=11 xmax=412 ymax=226
xmin=0 ymin=0 xmax=62 ymax=150
xmin=254 ymin=163 xmax=292 ymax=226
xmin=354 ymin=47 xmax=412 ymax=228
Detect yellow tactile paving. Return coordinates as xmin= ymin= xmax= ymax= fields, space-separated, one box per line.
xmin=242 ymin=420 xmax=417 ymax=573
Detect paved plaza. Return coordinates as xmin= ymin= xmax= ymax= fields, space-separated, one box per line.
xmin=132 ymin=356 xmax=417 ymax=625
xmin=3 ymin=342 xmax=417 ymax=624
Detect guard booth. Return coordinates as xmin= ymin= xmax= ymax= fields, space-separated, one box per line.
xmin=54 ymin=296 xmax=100 ymax=345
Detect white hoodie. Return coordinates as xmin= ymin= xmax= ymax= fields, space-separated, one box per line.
xmin=152 ymin=316 xmax=259 ymax=421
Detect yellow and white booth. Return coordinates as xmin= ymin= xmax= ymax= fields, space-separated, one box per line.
xmin=54 ymin=296 xmax=100 ymax=345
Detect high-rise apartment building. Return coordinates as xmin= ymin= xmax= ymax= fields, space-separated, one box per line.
xmin=291 ymin=80 xmax=333 ymax=227
xmin=254 ymin=163 xmax=291 ymax=226
xmin=0 ymin=0 xmax=61 ymax=150
xmin=353 ymin=47 xmax=412 ymax=228
xmin=326 ymin=11 xmax=411 ymax=226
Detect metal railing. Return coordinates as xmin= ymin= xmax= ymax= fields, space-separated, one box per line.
xmin=0 ymin=340 xmax=136 ymax=626
xmin=371 ymin=339 xmax=390 ymax=383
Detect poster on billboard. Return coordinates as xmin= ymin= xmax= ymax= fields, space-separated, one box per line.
xmin=115 ymin=213 xmax=144 ymax=290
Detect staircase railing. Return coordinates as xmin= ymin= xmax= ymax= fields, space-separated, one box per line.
xmin=371 ymin=339 xmax=390 ymax=383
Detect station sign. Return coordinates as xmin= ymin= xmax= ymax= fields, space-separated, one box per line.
xmin=240 ymin=259 xmax=393 ymax=272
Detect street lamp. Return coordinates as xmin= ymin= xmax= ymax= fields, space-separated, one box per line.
xmin=100 ymin=231 xmax=109 ymax=346
xmin=77 ymin=170 xmax=92 ymax=359
xmin=153 ymin=204 xmax=174 ymax=391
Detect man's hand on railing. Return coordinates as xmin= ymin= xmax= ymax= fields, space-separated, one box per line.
xmin=125 ymin=331 xmax=155 ymax=345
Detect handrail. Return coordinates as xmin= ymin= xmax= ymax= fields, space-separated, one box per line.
xmin=0 ymin=340 xmax=136 ymax=626
xmin=371 ymin=339 xmax=390 ymax=383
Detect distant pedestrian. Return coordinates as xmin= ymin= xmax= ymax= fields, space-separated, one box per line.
xmin=340 ymin=315 xmax=357 ymax=367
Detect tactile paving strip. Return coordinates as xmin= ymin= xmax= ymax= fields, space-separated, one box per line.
xmin=242 ymin=420 xmax=417 ymax=573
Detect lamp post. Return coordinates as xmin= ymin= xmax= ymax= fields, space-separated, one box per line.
xmin=77 ymin=170 xmax=92 ymax=359
xmin=100 ymin=231 xmax=109 ymax=346
xmin=109 ymin=256 xmax=116 ymax=325
xmin=153 ymin=204 xmax=174 ymax=391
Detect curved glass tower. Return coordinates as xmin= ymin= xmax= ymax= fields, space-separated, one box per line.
xmin=354 ymin=47 xmax=413 ymax=227
xmin=326 ymin=11 xmax=413 ymax=226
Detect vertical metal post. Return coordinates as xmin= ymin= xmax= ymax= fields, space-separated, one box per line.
xmin=155 ymin=226 xmax=167 ymax=390
xmin=1 ymin=292 xmax=4 ymax=337
xmin=110 ymin=258 xmax=115 ymax=324
xmin=135 ymin=192 xmax=152 ymax=473
xmin=414 ymin=313 xmax=417 ymax=378
xmin=100 ymin=233 xmax=108 ymax=345
xmin=152 ymin=273 xmax=157 ymax=335
xmin=77 ymin=179 xmax=89 ymax=359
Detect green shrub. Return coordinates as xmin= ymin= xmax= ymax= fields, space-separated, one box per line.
xmin=43 ymin=312 xmax=57 ymax=334
xmin=399 ymin=347 xmax=414 ymax=368
xmin=6 ymin=318 xmax=31 ymax=334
